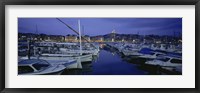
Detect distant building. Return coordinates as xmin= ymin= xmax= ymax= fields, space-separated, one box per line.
xmin=100 ymin=37 xmax=104 ymax=42
xmin=91 ymin=36 xmax=104 ymax=42
xmin=42 ymin=35 xmax=65 ymax=42
xmin=18 ymin=32 xmax=182 ymax=44
xmin=82 ymin=36 xmax=91 ymax=42
xmin=18 ymin=35 xmax=27 ymax=41
xmin=65 ymin=35 xmax=78 ymax=42
xmin=111 ymin=29 xmax=116 ymax=42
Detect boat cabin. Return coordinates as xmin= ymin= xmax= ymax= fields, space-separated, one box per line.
xmin=18 ymin=59 xmax=51 ymax=74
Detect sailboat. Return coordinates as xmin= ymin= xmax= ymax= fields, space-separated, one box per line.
xmin=19 ymin=22 xmax=84 ymax=70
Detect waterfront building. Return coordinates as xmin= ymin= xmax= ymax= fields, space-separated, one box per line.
xmin=65 ymin=35 xmax=78 ymax=42
xmin=111 ymin=29 xmax=116 ymax=42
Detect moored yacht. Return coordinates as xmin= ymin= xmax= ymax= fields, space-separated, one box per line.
xmin=18 ymin=59 xmax=76 ymax=75
xmin=138 ymin=52 xmax=165 ymax=59
xmin=40 ymin=53 xmax=93 ymax=62
xmin=145 ymin=55 xmax=182 ymax=67
xmin=121 ymin=44 xmax=142 ymax=56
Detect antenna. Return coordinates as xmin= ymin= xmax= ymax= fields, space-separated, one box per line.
xmin=78 ymin=20 xmax=82 ymax=55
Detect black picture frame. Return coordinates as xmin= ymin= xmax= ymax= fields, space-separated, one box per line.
xmin=0 ymin=0 xmax=199 ymax=93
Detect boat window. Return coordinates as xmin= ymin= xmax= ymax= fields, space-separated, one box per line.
xmin=157 ymin=57 xmax=170 ymax=62
xmin=32 ymin=62 xmax=50 ymax=71
xmin=171 ymin=59 xmax=182 ymax=64
xmin=150 ymin=53 xmax=155 ymax=55
xmin=18 ymin=66 xmax=34 ymax=74
xmin=155 ymin=54 xmax=163 ymax=56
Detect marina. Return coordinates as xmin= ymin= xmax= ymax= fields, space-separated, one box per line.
xmin=18 ymin=18 xmax=182 ymax=75
xmin=18 ymin=42 xmax=182 ymax=75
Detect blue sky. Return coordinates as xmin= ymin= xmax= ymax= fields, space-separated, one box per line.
xmin=18 ymin=18 xmax=182 ymax=36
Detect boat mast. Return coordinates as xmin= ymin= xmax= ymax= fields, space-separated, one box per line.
xmin=82 ymin=25 xmax=84 ymax=36
xmin=27 ymin=38 xmax=31 ymax=59
xmin=34 ymin=24 xmax=38 ymax=56
xmin=78 ymin=20 xmax=82 ymax=55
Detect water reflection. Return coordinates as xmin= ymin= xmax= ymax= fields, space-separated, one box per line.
xmin=62 ymin=45 xmax=148 ymax=75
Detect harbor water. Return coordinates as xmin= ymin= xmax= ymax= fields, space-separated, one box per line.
xmin=61 ymin=45 xmax=148 ymax=75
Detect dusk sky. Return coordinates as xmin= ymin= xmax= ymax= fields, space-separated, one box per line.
xmin=18 ymin=18 xmax=182 ymax=36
